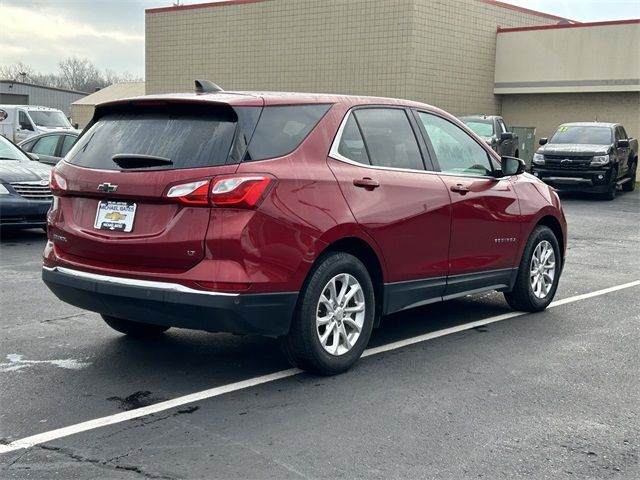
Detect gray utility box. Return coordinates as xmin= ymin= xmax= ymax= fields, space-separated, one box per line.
xmin=512 ymin=127 xmax=536 ymax=169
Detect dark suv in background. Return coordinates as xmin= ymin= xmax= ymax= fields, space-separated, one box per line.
xmin=42 ymin=81 xmax=567 ymax=374
xmin=532 ymin=122 xmax=638 ymax=200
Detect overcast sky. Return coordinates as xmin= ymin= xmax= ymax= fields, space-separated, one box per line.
xmin=2 ymin=0 xmax=639 ymax=78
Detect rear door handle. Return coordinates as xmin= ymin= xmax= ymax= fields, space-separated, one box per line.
xmin=450 ymin=184 xmax=470 ymax=195
xmin=353 ymin=178 xmax=380 ymax=189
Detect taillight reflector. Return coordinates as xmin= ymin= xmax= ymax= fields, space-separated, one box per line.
xmin=166 ymin=180 xmax=210 ymax=205
xmin=210 ymin=175 xmax=275 ymax=209
xmin=166 ymin=175 xmax=275 ymax=208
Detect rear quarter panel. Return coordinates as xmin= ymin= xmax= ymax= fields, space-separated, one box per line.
xmin=229 ymin=103 xmax=386 ymax=293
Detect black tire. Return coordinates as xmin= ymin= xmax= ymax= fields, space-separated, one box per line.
xmin=514 ymin=150 xmax=519 ymax=158
xmin=601 ymin=168 xmax=618 ymax=200
xmin=621 ymin=159 xmax=636 ymax=192
xmin=280 ymin=252 xmax=375 ymax=375
xmin=504 ymin=225 xmax=561 ymax=312
xmin=101 ymin=315 xmax=170 ymax=337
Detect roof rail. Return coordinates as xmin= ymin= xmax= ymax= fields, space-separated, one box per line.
xmin=195 ymin=79 xmax=224 ymax=94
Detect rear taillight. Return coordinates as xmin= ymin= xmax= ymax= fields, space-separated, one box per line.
xmin=167 ymin=180 xmax=210 ymax=205
xmin=166 ymin=175 xmax=275 ymax=209
xmin=210 ymin=175 xmax=275 ymax=208
xmin=49 ymin=169 xmax=67 ymax=195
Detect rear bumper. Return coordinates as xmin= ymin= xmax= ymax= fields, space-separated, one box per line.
xmin=531 ymin=167 xmax=613 ymax=192
xmin=42 ymin=266 xmax=298 ymax=336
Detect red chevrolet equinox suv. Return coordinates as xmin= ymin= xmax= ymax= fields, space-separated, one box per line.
xmin=43 ymin=81 xmax=567 ymax=374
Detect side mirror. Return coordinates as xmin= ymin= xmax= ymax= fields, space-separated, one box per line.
xmin=500 ymin=156 xmax=525 ymax=176
xmin=617 ymin=139 xmax=630 ymax=148
xmin=73 ymin=123 xmax=79 ymax=129
xmin=539 ymin=138 xmax=548 ymax=146
xmin=500 ymin=132 xmax=513 ymax=141
xmin=27 ymin=153 xmax=40 ymax=161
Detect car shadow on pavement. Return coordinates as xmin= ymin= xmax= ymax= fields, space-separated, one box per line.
xmin=82 ymin=291 xmax=514 ymax=401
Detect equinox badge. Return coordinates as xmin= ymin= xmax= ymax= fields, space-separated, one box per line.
xmin=97 ymin=182 xmax=118 ymax=193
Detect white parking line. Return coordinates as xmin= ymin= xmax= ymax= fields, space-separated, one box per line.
xmin=1 ymin=279 xmax=638 ymax=455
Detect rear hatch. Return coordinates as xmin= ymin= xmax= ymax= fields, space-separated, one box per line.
xmin=51 ymin=98 xmax=262 ymax=270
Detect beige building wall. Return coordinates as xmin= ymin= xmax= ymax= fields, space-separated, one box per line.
xmin=502 ymin=92 xmax=640 ymax=180
xmin=146 ymin=0 xmax=416 ymax=98
xmin=70 ymin=82 xmax=146 ymax=129
xmin=410 ymin=0 xmax=558 ymax=115
xmin=495 ymin=22 xmax=640 ymax=94
xmin=145 ymin=0 xmax=559 ymax=115
xmin=70 ymin=104 xmax=95 ymax=130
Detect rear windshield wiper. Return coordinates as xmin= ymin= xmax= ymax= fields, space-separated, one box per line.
xmin=112 ymin=154 xmax=173 ymax=169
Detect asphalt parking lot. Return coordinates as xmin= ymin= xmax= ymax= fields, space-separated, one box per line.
xmin=1 ymin=189 xmax=639 ymax=479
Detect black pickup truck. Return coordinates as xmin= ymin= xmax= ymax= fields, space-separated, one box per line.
xmin=460 ymin=115 xmax=519 ymax=158
xmin=531 ymin=122 xmax=638 ymax=200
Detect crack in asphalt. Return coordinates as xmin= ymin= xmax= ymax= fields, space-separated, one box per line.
xmin=90 ymin=405 xmax=202 ymax=446
xmin=2 ymin=449 xmax=29 ymax=470
xmin=169 ymin=415 xmax=314 ymax=480
xmin=1 ymin=312 xmax=92 ymax=331
xmin=39 ymin=312 xmax=89 ymax=324
xmin=35 ymin=444 xmax=177 ymax=479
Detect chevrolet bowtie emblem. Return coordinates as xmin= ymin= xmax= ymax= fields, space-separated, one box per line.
xmin=105 ymin=212 xmax=127 ymax=221
xmin=97 ymin=182 xmax=118 ymax=193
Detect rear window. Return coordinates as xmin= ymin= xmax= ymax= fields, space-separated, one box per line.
xmin=66 ymin=105 xmax=238 ymax=171
xmin=463 ymin=120 xmax=494 ymax=137
xmin=244 ymin=105 xmax=331 ymax=161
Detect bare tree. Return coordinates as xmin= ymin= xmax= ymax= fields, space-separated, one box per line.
xmin=58 ymin=57 xmax=105 ymax=92
xmin=0 ymin=62 xmax=36 ymax=83
xmin=104 ymin=69 xmax=140 ymax=85
xmin=0 ymin=58 xmax=142 ymax=91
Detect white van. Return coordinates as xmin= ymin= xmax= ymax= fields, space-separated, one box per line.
xmin=0 ymin=105 xmax=79 ymax=144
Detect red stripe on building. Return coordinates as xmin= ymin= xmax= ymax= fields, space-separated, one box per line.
xmin=498 ymin=18 xmax=640 ymax=33
xmin=480 ymin=0 xmax=574 ymax=22
xmin=147 ymin=0 xmax=269 ymax=14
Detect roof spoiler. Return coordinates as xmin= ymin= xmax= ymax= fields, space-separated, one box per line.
xmin=195 ymin=79 xmax=224 ymax=94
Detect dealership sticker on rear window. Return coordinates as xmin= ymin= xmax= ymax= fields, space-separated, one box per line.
xmin=94 ymin=201 xmax=136 ymax=232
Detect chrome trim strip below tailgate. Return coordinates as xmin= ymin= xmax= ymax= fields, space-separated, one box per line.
xmin=42 ymin=266 xmax=239 ymax=297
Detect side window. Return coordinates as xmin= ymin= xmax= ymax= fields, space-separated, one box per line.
xmin=244 ymin=105 xmax=330 ymax=161
xmin=498 ymin=119 xmax=508 ymax=134
xmin=418 ymin=112 xmax=493 ymax=176
xmin=353 ymin=108 xmax=424 ymax=170
xmin=19 ymin=111 xmax=34 ymax=131
xmin=31 ymin=135 xmax=59 ymax=156
xmin=620 ymin=126 xmax=628 ymax=139
xmin=20 ymin=140 xmax=35 ymax=152
xmin=337 ymin=114 xmax=370 ymax=164
xmin=61 ymin=135 xmax=77 ymax=156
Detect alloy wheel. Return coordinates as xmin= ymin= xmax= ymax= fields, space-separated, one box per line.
xmin=530 ymin=240 xmax=556 ymax=299
xmin=316 ymin=273 xmax=366 ymax=356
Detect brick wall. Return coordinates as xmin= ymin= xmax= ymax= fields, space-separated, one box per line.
xmin=410 ymin=0 xmax=558 ymax=115
xmin=145 ymin=0 xmax=558 ymax=115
